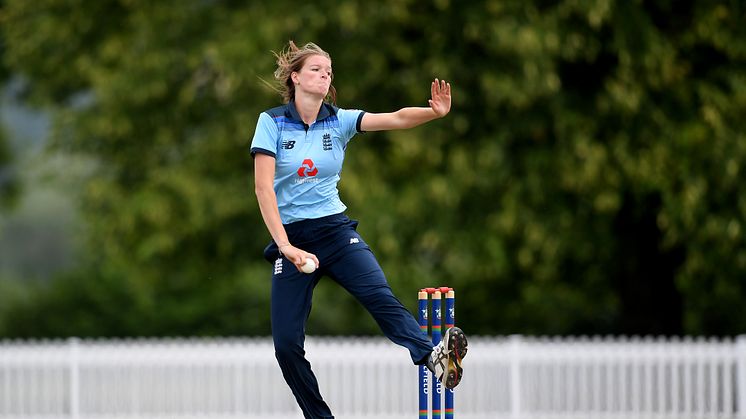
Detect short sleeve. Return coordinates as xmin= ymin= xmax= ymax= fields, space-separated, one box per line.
xmin=336 ymin=108 xmax=366 ymax=143
xmin=250 ymin=112 xmax=279 ymax=158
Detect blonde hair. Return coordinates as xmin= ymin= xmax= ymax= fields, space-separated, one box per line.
xmin=273 ymin=41 xmax=337 ymax=104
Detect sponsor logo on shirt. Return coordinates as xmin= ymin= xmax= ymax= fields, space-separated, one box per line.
xmin=297 ymin=159 xmax=318 ymax=177
xmin=294 ymin=159 xmax=320 ymax=184
xmin=281 ymin=140 xmax=296 ymax=149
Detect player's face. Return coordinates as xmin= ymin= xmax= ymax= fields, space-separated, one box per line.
xmin=294 ymin=55 xmax=332 ymax=97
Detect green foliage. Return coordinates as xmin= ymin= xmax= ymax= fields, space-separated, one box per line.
xmin=0 ymin=128 xmax=20 ymax=209
xmin=1 ymin=0 xmax=745 ymax=337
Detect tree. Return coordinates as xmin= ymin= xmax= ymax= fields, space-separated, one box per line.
xmin=0 ymin=0 xmax=19 ymax=210
xmin=1 ymin=0 xmax=744 ymax=337
xmin=0 ymin=129 xmax=19 ymax=209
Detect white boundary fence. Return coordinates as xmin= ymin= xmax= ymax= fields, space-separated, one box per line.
xmin=1 ymin=335 xmax=746 ymax=419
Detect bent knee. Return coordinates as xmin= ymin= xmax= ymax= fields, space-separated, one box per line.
xmin=273 ymin=334 xmax=304 ymax=360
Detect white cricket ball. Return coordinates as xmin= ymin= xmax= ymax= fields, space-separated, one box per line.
xmin=300 ymin=258 xmax=317 ymax=274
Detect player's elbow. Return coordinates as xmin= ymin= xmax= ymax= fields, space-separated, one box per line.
xmin=254 ymin=182 xmax=274 ymax=199
xmin=390 ymin=112 xmax=411 ymax=130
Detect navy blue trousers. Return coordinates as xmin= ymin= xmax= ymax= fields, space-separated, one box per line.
xmin=264 ymin=213 xmax=433 ymax=419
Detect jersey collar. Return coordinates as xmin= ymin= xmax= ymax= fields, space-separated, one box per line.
xmin=286 ymin=101 xmax=337 ymax=123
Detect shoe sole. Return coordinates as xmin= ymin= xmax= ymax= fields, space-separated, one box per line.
xmin=444 ymin=327 xmax=467 ymax=389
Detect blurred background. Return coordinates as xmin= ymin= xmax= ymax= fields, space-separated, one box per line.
xmin=1 ymin=0 xmax=745 ymax=341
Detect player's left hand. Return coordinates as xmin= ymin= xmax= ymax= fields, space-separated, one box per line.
xmin=429 ymin=78 xmax=451 ymax=118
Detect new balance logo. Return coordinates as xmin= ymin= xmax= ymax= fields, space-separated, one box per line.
xmin=349 ymin=237 xmax=359 ymax=244
xmin=274 ymin=258 xmax=283 ymax=275
xmin=281 ymin=140 xmax=296 ymax=149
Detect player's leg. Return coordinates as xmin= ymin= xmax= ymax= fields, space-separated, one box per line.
xmin=270 ymin=256 xmax=334 ymax=419
xmin=313 ymin=214 xmax=468 ymax=387
xmin=323 ymin=242 xmax=433 ymax=363
xmin=323 ymin=232 xmax=468 ymax=388
xmin=327 ymin=241 xmax=467 ymax=380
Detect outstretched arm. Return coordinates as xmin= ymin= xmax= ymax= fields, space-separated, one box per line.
xmin=360 ymin=79 xmax=451 ymax=132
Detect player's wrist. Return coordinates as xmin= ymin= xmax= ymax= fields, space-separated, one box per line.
xmin=277 ymin=242 xmax=291 ymax=255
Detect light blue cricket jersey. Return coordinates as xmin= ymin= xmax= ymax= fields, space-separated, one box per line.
xmin=250 ymin=101 xmax=365 ymax=224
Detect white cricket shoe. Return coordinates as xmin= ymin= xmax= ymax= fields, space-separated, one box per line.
xmin=426 ymin=327 xmax=468 ymax=389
